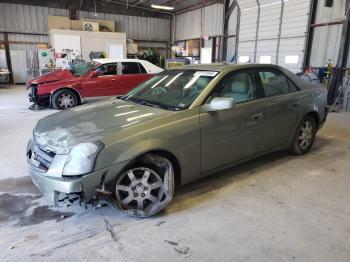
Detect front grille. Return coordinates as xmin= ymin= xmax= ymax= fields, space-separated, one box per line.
xmin=30 ymin=144 xmax=56 ymax=172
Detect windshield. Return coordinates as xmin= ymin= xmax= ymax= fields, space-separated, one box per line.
xmin=70 ymin=61 xmax=97 ymax=76
xmin=122 ymin=69 xmax=218 ymax=110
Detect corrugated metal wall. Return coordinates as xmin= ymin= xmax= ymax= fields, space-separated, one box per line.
xmin=175 ymin=9 xmax=202 ymax=40
xmin=202 ymin=4 xmax=224 ymax=37
xmin=309 ymin=0 xmax=346 ymax=67
xmin=0 ymin=2 xmax=171 ymax=49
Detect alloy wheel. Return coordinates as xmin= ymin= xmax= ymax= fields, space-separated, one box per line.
xmin=58 ymin=93 xmax=75 ymax=109
xmin=115 ymin=167 xmax=164 ymax=213
xmin=298 ymin=120 xmax=313 ymax=149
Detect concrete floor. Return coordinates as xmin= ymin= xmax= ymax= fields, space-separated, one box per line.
xmin=0 ymin=85 xmax=350 ymax=262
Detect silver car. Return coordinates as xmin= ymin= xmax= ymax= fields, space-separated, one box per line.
xmin=27 ymin=64 xmax=328 ymax=217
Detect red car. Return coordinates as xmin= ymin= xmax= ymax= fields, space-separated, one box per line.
xmin=27 ymin=59 xmax=163 ymax=110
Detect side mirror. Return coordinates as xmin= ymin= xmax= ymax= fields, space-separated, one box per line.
xmin=90 ymin=71 xmax=103 ymax=77
xmin=208 ymin=97 xmax=235 ymax=112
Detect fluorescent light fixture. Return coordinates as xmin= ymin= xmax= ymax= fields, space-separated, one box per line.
xmin=151 ymin=4 xmax=175 ymax=10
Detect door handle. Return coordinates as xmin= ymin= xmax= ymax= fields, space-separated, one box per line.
xmin=251 ymin=113 xmax=264 ymax=120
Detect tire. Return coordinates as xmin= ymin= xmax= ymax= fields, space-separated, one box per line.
xmin=114 ymin=154 xmax=174 ymax=217
xmin=52 ymin=89 xmax=78 ymax=110
xmin=290 ymin=115 xmax=317 ymax=155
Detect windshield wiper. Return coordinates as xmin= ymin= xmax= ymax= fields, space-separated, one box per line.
xmin=139 ymin=100 xmax=161 ymax=108
xmin=124 ymin=96 xmax=182 ymax=111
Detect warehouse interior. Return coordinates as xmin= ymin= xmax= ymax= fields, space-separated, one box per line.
xmin=0 ymin=0 xmax=350 ymax=261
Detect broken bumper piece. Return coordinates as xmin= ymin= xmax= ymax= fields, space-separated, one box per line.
xmin=29 ymin=161 xmax=129 ymax=207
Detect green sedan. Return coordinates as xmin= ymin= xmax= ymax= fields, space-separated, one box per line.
xmin=27 ymin=63 xmax=328 ymax=217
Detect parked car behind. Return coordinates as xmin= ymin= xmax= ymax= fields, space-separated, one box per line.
xmin=27 ymin=64 xmax=328 ymax=217
xmin=27 ymin=58 xmax=163 ymax=109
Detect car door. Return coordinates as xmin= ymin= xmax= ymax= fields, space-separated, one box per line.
xmin=81 ymin=63 xmax=118 ymax=97
xmin=112 ymin=62 xmax=151 ymax=95
xmin=255 ymin=68 xmax=303 ymax=149
xmin=200 ymin=69 xmax=267 ymax=173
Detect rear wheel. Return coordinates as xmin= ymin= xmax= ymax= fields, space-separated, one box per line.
xmin=114 ymin=154 xmax=174 ymax=217
xmin=52 ymin=89 xmax=78 ymax=110
xmin=290 ymin=115 xmax=317 ymax=155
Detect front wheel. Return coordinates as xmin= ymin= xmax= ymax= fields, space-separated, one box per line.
xmin=290 ymin=115 xmax=317 ymax=155
xmin=52 ymin=89 xmax=78 ymax=110
xmin=115 ymin=154 xmax=174 ymax=217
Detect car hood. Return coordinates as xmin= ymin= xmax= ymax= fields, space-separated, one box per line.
xmin=27 ymin=69 xmax=74 ymax=86
xmin=33 ymin=99 xmax=171 ymax=154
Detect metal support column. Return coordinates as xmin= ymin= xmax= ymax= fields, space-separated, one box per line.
xmin=222 ymin=0 xmax=238 ymax=62
xmin=235 ymin=5 xmax=241 ymax=63
xmin=304 ymin=0 xmax=318 ymax=68
xmin=3 ymin=33 xmax=14 ymax=85
xmin=276 ymin=0 xmax=285 ymax=64
xmin=254 ymin=0 xmax=261 ymax=63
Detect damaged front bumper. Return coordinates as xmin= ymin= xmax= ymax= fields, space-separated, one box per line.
xmin=28 ymin=155 xmax=129 ymax=207
xmin=28 ymin=84 xmax=50 ymax=106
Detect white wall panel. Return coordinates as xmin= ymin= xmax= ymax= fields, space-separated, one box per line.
xmin=309 ymin=24 xmax=343 ymax=67
xmin=228 ymin=6 xmax=238 ymax=35
xmin=281 ymin=0 xmax=310 ymax=38
xmin=239 ymin=8 xmax=258 ymax=41
xmin=239 ymin=0 xmax=258 ymax=9
xmin=315 ymin=0 xmax=346 ymax=23
xmin=237 ymin=41 xmax=255 ymax=62
xmin=278 ymin=37 xmax=305 ymax=72
xmin=309 ymin=0 xmax=346 ymax=67
xmin=175 ymin=3 xmax=227 ymax=41
xmin=258 ymin=1 xmax=281 ymax=40
xmin=235 ymin=0 xmax=309 ymax=71
xmin=175 ymin=9 xmax=201 ymax=40
xmin=236 ymin=0 xmax=258 ymax=62
xmin=279 ymin=0 xmax=310 ymax=71
xmin=257 ymin=39 xmax=278 ymax=63
xmin=202 ymin=4 xmax=224 ymax=37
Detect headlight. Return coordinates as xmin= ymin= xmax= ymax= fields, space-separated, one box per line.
xmin=63 ymin=141 xmax=104 ymax=176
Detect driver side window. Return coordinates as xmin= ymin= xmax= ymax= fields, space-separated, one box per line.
xmin=211 ymin=71 xmax=257 ymax=104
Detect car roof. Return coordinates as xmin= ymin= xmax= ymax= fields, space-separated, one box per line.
xmin=93 ymin=58 xmax=146 ymax=64
xmin=181 ymin=63 xmax=283 ymax=71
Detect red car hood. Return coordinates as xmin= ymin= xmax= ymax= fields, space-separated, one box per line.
xmin=27 ymin=69 xmax=74 ymax=86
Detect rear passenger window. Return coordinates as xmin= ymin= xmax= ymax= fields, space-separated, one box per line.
xmin=138 ymin=63 xmax=148 ymax=74
xmin=259 ymin=69 xmax=290 ymax=97
xmin=211 ymin=71 xmax=257 ymax=104
xmin=287 ymin=78 xmax=299 ymax=92
xmin=122 ymin=62 xmax=140 ymax=74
